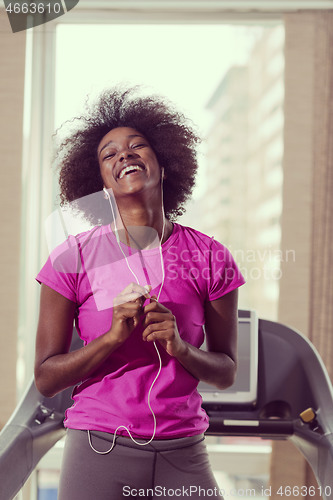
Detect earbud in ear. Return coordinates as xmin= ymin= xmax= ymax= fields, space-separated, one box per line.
xmin=103 ymin=187 xmax=109 ymax=200
xmin=161 ymin=167 xmax=166 ymax=180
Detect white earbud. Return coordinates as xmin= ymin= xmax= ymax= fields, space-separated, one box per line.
xmin=103 ymin=186 xmax=109 ymax=200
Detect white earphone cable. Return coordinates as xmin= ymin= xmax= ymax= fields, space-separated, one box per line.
xmin=88 ymin=181 xmax=166 ymax=454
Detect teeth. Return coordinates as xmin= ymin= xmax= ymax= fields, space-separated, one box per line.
xmin=119 ymin=165 xmax=144 ymax=179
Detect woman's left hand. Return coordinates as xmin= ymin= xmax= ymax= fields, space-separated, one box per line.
xmin=142 ymin=297 xmax=186 ymax=357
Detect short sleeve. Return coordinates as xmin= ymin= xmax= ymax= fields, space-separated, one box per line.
xmin=207 ymin=238 xmax=245 ymax=301
xmin=36 ymin=235 xmax=79 ymax=303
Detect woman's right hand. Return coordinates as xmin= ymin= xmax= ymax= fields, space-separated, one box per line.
xmin=107 ymin=283 xmax=152 ymax=344
xmin=35 ymin=282 xmax=151 ymax=398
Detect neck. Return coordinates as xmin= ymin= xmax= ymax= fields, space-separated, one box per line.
xmin=112 ymin=197 xmax=172 ymax=247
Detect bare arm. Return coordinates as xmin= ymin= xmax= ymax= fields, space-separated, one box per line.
xmin=142 ymin=289 xmax=238 ymax=389
xmin=34 ymin=282 xmax=150 ymax=398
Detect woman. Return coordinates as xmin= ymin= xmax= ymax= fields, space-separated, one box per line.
xmin=34 ymin=87 xmax=245 ymax=499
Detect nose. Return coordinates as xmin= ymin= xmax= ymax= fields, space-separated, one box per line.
xmin=119 ymin=149 xmax=139 ymax=162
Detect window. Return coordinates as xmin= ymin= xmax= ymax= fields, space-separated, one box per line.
xmin=19 ymin=12 xmax=285 ymax=499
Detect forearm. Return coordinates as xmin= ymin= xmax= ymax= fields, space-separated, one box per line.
xmin=35 ymin=282 xmax=151 ymax=398
xmin=174 ymin=341 xmax=237 ymax=390
xmin=35 ymin=332 xmax=122 ymax=398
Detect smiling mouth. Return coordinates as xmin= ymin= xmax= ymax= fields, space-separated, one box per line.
xmin=118 ymin=164 xmax=145 ymax=179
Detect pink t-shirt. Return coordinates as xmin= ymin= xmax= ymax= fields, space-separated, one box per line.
xmin=36 ymin=223 xmax=245 ymax=439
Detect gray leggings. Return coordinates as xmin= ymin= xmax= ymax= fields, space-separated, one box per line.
xmin=58 ymin=429 xmax=224 ymax=499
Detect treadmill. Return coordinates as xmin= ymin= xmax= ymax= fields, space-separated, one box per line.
xmin=0 ymin=311 xmax=332 ymax=500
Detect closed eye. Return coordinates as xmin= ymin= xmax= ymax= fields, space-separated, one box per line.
xmin=102 ymin=142 xmax=148 ymax=160
xmin=103 ymin=152 xmax=116 ymax=160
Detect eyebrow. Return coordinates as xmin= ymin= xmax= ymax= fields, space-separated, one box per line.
xmin=98 ymin=134 xmax=145 ymax=157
